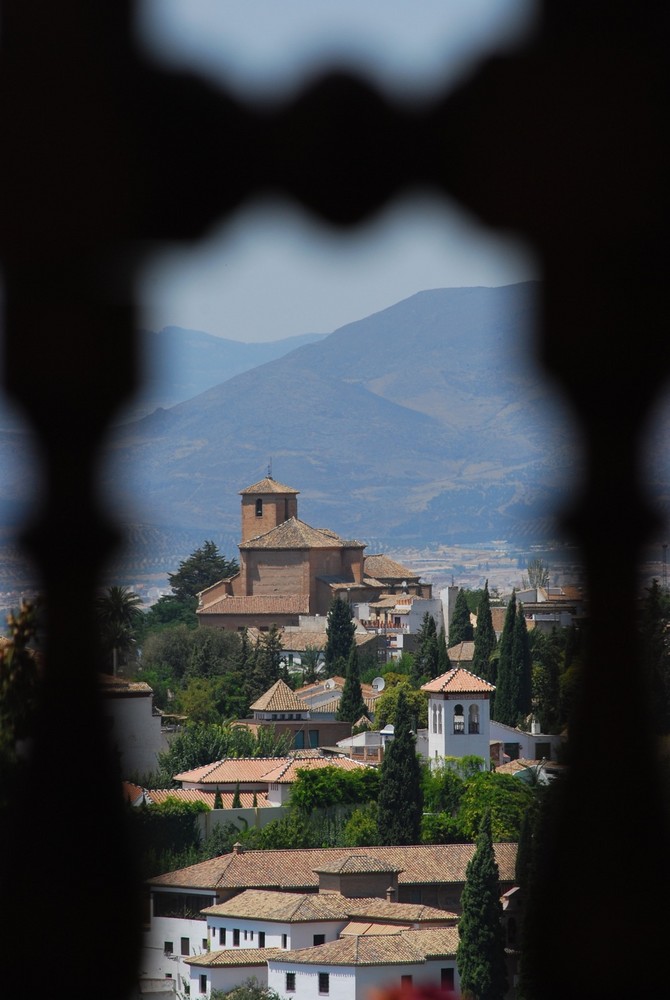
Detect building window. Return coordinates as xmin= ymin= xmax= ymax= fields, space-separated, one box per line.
xmin=432 ymin=703 xmax=437 ymax=733
xmin=165 ymin=974 xmax=172 ymax=980
xmin=199 ymin=974 xmax=207 ymax=994
xmin=437 ymin=704 xmax=442 ymax=734
xmin=218 ymin=928 xmax=226 ymax=946
xmin=258 ymin=931 xmax=266 ymax=947
xmin=453 ymin=704 xmax=465 ymax=734
xmin=308 ymin=730 xmax=319 ymax=748
xmin=468 ymin=704 xmax=480 ymax=734
xmin=282 ymin=934 xmax=288 ymax=948
xmin=255 ymin=498 xmax=263 ymax=517
xmin=318 ymin=973 xmax=330 ymax=994
xmin=163 ymin=941 xmax=173 ymax=955
xmin=202 ymin=938 xmax=207 ymax=949
xmin=286 ymin=973 xmax=296 ymax=993
xmin=441 ymin=969 xmax=455 ymax=991
xmin=233 ymin=929 xmax=240 ymax=947
xmin=294 ymin=730 xmax=305 ymax=749
xmin=180 ymin=937 xmax=189 ymax=956
xmin=313 ymin=934 xmax=325 ymax=946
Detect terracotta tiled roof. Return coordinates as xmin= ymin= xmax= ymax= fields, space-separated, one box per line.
xmin=241 ymin=518 xmax=356 ymax=550
xmin=145 ymin=788 xmax=273 ymax=809
xmin=363 ymin=554 xmax=420 ymax=581
xmin=270 ymin=926 xmax=459 ymax=966
xmin=491 ymin=607 xmax=507 ymax=633
xmin=240 ymin=478 xmax=299 ymax=495
xmin=203 ymin=889 xmax=354 ymax=922
xmin=173 ymin=758 xmax=290 ymax=785
xmin=421 ymin=667 xmax=495 ymax=695
xmin=250 ymin=680 xmax=309 ymax=713
xmin=340 ymin=921 xmax=406 ymax=936
xmin=186 ymin=947 xmax=284 ymax=968
xmin=147 ymin=843 xmax=517 ymax=891
xmin=260 ymin=755 xmax=375 ymax=784
xmin=312 ymin=856 xmax=401 ymax=875
xmin=198 ymin=594 xmax=311 ymax=615
xmin=99 ymin=674 xmax=153 ymax=696
xmin=202 ymin=889 xmax=456 ymax=925
xmin=447 ymin=641 xmax=475 ymax=662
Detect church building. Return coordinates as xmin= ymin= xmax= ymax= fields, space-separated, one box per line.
xmin=196 ymin=475 xmax=432 ymax=632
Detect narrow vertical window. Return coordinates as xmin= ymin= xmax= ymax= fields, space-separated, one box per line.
xmin=218 ymin=928 xmax=226 ymax=946
xmin=438 ymin=704 xmax=442 ymax=734
xmin=256 ymin=498 xmax=263 ymax=517
xmin=258 ymin=931 xmax=266 ymax=947
xmin=282 ymin=933 xmax=288 ymax=948
xmin=180 ymin=937 xmax=189 ymax=956
xmin=286 ymin=973 xmax=296 ymax=993
xmin=199 ymin=974 xmax=207 ymax=994
xmin=233 ymin=928 xmax=240 ymax=946
xmin=318 ymin=973 xmax=330 ymax=994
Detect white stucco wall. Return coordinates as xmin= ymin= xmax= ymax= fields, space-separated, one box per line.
xmin=206 ymin=915 xmax=344 ymax=951
xmin=103 ymin=693 xmax=166 ymax=778
xmin=189 ymin=962 xmax=270 ymax=998
xmin=427 ymin=693 xmax=492 ymax=768
xmin=268 ymin=960 xmax=457 ymax=1000
xmin=142 ymin=908 xmax=212 ymax=982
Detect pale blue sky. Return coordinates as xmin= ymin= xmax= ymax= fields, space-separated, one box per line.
xmin=136 ymin=0 xmax=539 ymax=342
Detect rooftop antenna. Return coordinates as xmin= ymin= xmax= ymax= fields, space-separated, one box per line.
xmin=267 ymin=458 xmax=273 ymax=479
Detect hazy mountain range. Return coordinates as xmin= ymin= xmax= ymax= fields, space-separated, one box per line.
xmin=0 ymin=280 xmax=595 ymax=586
xmin=103 ymin=280 xmax=588 ymax=567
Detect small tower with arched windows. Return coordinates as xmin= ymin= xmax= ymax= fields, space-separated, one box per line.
xmin=421 ymin=667 xmax=495 ymax=769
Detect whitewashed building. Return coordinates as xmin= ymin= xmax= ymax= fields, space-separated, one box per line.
xmin=421 ymin=667 xmax=496 ymax=769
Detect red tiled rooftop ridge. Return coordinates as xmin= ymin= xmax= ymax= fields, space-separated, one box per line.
xmin=421 ymin=667 xmax=495 ymax=694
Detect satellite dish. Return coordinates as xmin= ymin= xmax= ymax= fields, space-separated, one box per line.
xmin=324 ymin=678 xmax=335 ymax=690
xmin=372 ymin=676 xmax=386 ymax=692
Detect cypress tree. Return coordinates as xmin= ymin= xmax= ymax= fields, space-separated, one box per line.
xmin=513 ymin=604 xmax=533 ymax=720
xmin=437 ymin=623 xmax=449 ymax=675
xmin=376 ymin=687 xmax=423 ymax=845
xmin=493 ymin=591 xmax=519 ymax=726
xmin=413 ymin=612 xmax=439 ymax=683
xmin=324 ymin=596 xmax=356 ymax=673
xmin=213 ymin=787 xmax=223 ymax=810
xmin=336 ymin=643 xmax=367 ymax=723
xmin=472 ymin=580 xmax=497 ymax=683
xmin=232 ymin=782 xmax=241 ymax=809
xmin=449 ymin=588 xmax=474 ymax=646
xmin=456 ymin=812 xmax=508 ymax=1000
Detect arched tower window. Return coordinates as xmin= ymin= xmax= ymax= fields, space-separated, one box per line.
xmin=453 ymin=704 xmax=465 ymax=735
xmin=255 ymin=498 xmax=263 ymax=517
xmin=468 ymin=704 xmax=480 ymax=735
xmin=437 ymin=704 xmax=442 ymax=734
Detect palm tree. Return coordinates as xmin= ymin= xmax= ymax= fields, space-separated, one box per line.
xmin=95 ymin=585 xmax=143 ymax=675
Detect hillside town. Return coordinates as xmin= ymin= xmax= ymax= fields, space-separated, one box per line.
xmin=0 ymin=474 xmax=605 ymax=1000
xmin=2 ymin=452 xmax=670 ymax=1000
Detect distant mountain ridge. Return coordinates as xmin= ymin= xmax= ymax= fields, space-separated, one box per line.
xmin=97 ymin=281 xmax=584 ymax=573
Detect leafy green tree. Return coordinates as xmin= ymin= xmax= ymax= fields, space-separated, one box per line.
xmin=492 ymin=591 xmax=519 ymax=726
xmin=522 ymin=557 xmax=550 ymax=589
xmin=422 ymin=760 xmax=467 ymax=814
xmin=213 ymin=977 xmax=283 ymax=1000
xmin=472 ymin=580 xmax=497 ymax=683
xmin=138 ymin=593 xmax=198 ymax=638
xmin=457 ymin=770 xmax=535 ymax=842
xmin=168 ymin=540 xmax=239 ymax=603
xmin=456 ymin=811 xmax=508 ymax=1000
xmin=155 ymin=722 xmax=292 ymax=783
xmin=290 ymin=765 xmax=380 ymax=813
xmin=342 ymin=803 xmax=379 ymax=846
xmin=449 ymin=588 xmax=474 ymax=646
xmin=376 ymin=687 xmax=424 ymax=845
xmin=336 ymin=643 xmax=367 ymax=723
xmin=176 ymin=676 xmax=227 ymax=724
xmin=324 ymin=596 xmax=356 ymax=673
xmin=95 ymin=585 xmax=143 ymax=675
xmin=373 ymin=678 xmax=428 ymax=730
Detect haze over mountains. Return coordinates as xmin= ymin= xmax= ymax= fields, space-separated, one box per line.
xmin=93 ymin=280 xmax=586 ymax=571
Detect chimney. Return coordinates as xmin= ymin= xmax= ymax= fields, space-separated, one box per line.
xmin=386 ymin=885 xmax=396 ymax=903
xmin=232 ymin=842 xmax=243 ymax=855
